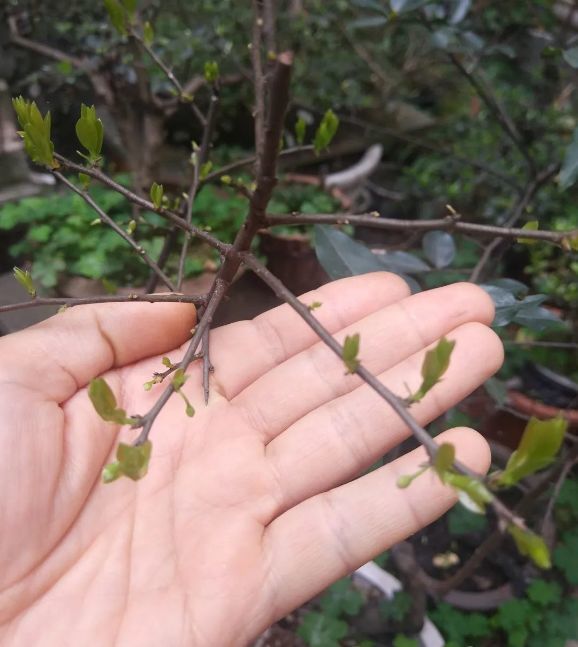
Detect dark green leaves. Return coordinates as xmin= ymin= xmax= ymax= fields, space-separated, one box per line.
xmin=408 ymin=337 xmax=455 ymax=403
xmin=204 ymin=61 xmax=219 ymax=84
xmin=314 ymin=225 xmax=421 ymax=293
xmin=13 ymin=266 xmax=36 ymax=297
xmin=102 ymin=441 xmax=152 ymax=483
xmin=75 ymin=104 xmax=104 ymax=164
xmin=314 ymin=109 xmax=339 ymax=154
xmin=150 ymin=182 xmax=164 ymax=209
xmin=508 ymin=525 xmax=551 ymax=569
xmin=422 ymin=231 xmax=456 ymax=268
xmin=297 ymin=612 xmax=347 ymax=647
xmin=559 ymin=126 xmax=578 ymax=190
xmin=342 ymin=333 xmax=360 ymax=374
xmin=12 ymin=96 xmax=57 ymax=168
xmin=494 ymin=416 xmax=567 ymax=487
xmin=88 ymin=377 xmax=136 ymax=425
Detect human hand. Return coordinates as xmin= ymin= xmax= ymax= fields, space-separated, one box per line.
xmin=0 ymin=273 xmax=502 ymax=646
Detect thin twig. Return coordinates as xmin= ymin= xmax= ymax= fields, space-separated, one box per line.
xmin=241 ymin=251 xmax=524 ymax=530
xmin=135 ymin=279 xmax=227 ymax=444
xmin=0 ymin=293 xmax=207 ymax=314
xmin=145 ymin=228 xmax=178 ymax=293
xmin=130 ymin=28 xmax=206 ymax=126
xmin=469 ymin=163 xmax=560 ymax=282
xmin=202 ymin=326 xmax=213 ymax=405
xmin=177 ymin=89 xmax=220 ymax=290
xmin=252 ymin=0 xmax=266 ymax=172
xmin=504 ymin=340 xmax=578 ymax=350
xmin=265 ymin=211 xmax=577 ymax=246
xmin=53 ymin=171 xmax=176 ymax=291
xmin=53 ymin=155 xmax=229 ymax=254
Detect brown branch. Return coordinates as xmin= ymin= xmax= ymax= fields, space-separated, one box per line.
xmin=53 ymin=155 xmax=229 ymax=254
xmin=252 ymin=0 xmax=266 ymax=171
xmin=241 ymin=251 xmax=524 ymax=530
xmin=265 ymin=212 xmax=577 ymax=246
xmin=8 ymin=15 xmax=86 ymax=69
xmin=202 ymin=326 xmax=213 ymax=405
xmin=53 ymin=171 xmax=176 ymax=291
xmin=135 ymin=278 xmax=227 ymax=444
xmin=0 ymin=293 xmax=207 ymax=315
xmin=177 ymin=89 xmax=220 ymax=290
xmin=262 ymin=0 xmax=277 ymax=57
xmin=129 ymin=28 xmax=206 ymax=126
xmin=201 ymin=145 xmax=314 ymax=184
xmin=145 ymin=228 xmax=179 ymax=293
xmin=469 ymin=164 xmax=559 ymax=282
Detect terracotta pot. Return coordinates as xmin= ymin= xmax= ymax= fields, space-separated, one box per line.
xmin=259 ymin=174 xmax=351 ymax=295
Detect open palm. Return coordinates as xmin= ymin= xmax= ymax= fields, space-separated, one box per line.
xmin=0 ymin=273 xmax=502 ymax=646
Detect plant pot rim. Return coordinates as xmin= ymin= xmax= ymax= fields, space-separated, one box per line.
xmin=507 ymin=389 xmax=578 ymax=425
xmin=355 ymin=561 xmax=444 ymax=647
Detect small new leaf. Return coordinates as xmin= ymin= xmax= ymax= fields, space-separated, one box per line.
xmin=295 ymin=116 xmax=307 ymax=145
xmin=508 ymin=525 xmax=551 ymax=569
xmin=75 ymin=104 xmax=104 ymax=164
xmin=313 ymin=109 xmax=339 ymax=154
xmin=516 ymin=220 xmax=539 ymax=245
xmin=442 ymin=472 xmax=493 ymax=514
xmin=88 ymin=377 xmax=136 ymax=425
xmin=204 ymin=61 xmax=220 ymax=84
xmin=342 ymin=333 xmax=360 ymax=374
xmin=397 ymin=465 xmax=428 ymax=489
xmin=308 ymin=301 xmax=323 ymax=311
xmin=13 ymin=266 xmax=36 ymax=297
xmin=162 ymin=356 xmax=174 ymax=368
xmin=172 ymin=368 xmax=187 ymax=390
xmin=434 ymin=443 xmax=455 ymax=475
xmin=409 ymin=337 xmax=455 ymax=403
xmin=143 ymin=20 xmax=154 ymax=45
xmin=494 ymin=416 xmax=567 ymax=487
xmin=103 ymin=0 xmax=127 ymax=34
xmin=12 ymin=97 xmax=57 ymax=168
xmin=116 ymin=441 xmax=152 ymax=481
xmin=102 ymin=461 xmax=123 ymax=483
xmin=150 ymin=182 xmax=164 ymax=209
xmin=200 ymin=161 xmax=213 ymax=180
xmin=126 ymin=219 xmax=136 ymax=235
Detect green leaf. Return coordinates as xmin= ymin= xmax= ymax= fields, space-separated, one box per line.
xmin=121 ymin=0 xmax=137 ymax=17
xmin=559 ymin=126 xmax=578 ymax=190
xmin=526 ymin=579 xmax=561 ymax=607
xmin=342 ymin=333 xmax=360 ymax=374
xmin=161 ymin=356 xmax=174 ymax=368
xmin=434 ymin=443 xmax=455 ymax=475
xmin=172 ymin=368 xmax=187 ymax=390
xmin=78 ymin=172 xmax=91 ymax=189
xmin=115 ymin=441 xmax=152 ymax=480
xmin=442 ymin=472 xmax=493 ymax=514
xmin=75 ymin=104 xmax=104 ymax=163
xmin=185 ymin=403 xmax=195 ymax=417
xmin=563 ymin=46 xmax=578 ymax=68
xmin=13 ymin=266 xmax=36 ymax=297
xmin=200 ymin=161 xmax=213 ymax=180
xmin=495 ymin=416 xmax=567 ymax=487
xmin=508 ymin=525 xmax=551 ymax=569
xmin=314 ymin=109 xmax=339 ymax=154
xmin=143 ymin=21 xmax=154 ymax=45
xmin=297 ymin=611 xmax=347 ymax=647
xmin=516 ymin=220 xmax=539 ymax=245
xmin=320 ymin=578 xmax=364 ymax=617
xmin=295 ymin=116 xmax=307 ymax=145
xmin=103 ymin=0 xmax=127 ymax=35
xmin=554 ymin=530 xmax=578 ymax=584
xmin=150 ymin=182 xmax=164 ymax=209
xmin=88 ymin=377 xmax=136 ymax=425
xmin=102 ymin=461 xmax=123 ymax=483
xmin=393 ymin=636 xmax=419 ymax=647
xmin=204 ymin=60 xmax=220 ymax=84
xmin=396 ymin=465 xmax=428 ymax=488
xmin=308 ymin=301 xmax=323 ymax=311
xmin=447 ymin=505 xmax=488 ymax=536
xmin=12 ymin=97 xmax=56 ymax=168
xmin=409 ymin=337 xmax=456 ymax=403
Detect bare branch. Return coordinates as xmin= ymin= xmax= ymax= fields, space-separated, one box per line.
xmin=53 ymin=171 xmax=176 ymax=291
xmin=252 ymin=0 xmax=266 ymax=170
xmin=0 ymin=293 xmax=206 ymax=315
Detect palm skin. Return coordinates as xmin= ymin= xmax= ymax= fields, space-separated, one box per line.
xmin=0 ymin=273 xmax=502 ymax=647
